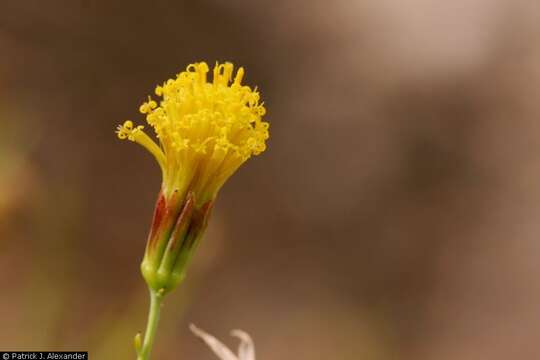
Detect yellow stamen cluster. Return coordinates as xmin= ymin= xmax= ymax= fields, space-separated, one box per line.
xmin=116 ymin=61 xmax=269 ymax=204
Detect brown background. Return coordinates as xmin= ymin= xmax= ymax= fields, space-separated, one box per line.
xmin=1 ymin=1 xmax=540 ymax=359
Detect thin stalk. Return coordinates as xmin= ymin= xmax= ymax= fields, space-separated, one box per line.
xmin=137 ymin=288 xmax=163 ymax=360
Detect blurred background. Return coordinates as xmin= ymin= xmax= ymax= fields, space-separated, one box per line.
xmin=1 ymin=0 xmax=540 ymax=359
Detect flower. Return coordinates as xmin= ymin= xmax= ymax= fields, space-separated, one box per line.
xmin=116 ymin=61 xmax=269 ymax=204
xmin=116 ymin=62 xmax=269 ymax=293
xmin=190 ymin=324 xmax=255 ymax=360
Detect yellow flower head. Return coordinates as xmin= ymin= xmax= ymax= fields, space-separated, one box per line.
xmin=117 ymin=61 xmax=269 ymax=205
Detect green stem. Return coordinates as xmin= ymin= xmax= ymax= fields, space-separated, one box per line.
xmin=137 ymin=288 xmax=163 ymax=360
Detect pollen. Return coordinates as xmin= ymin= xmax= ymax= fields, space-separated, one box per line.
xmin=116 ymin=61 xmax=269 ymax=204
